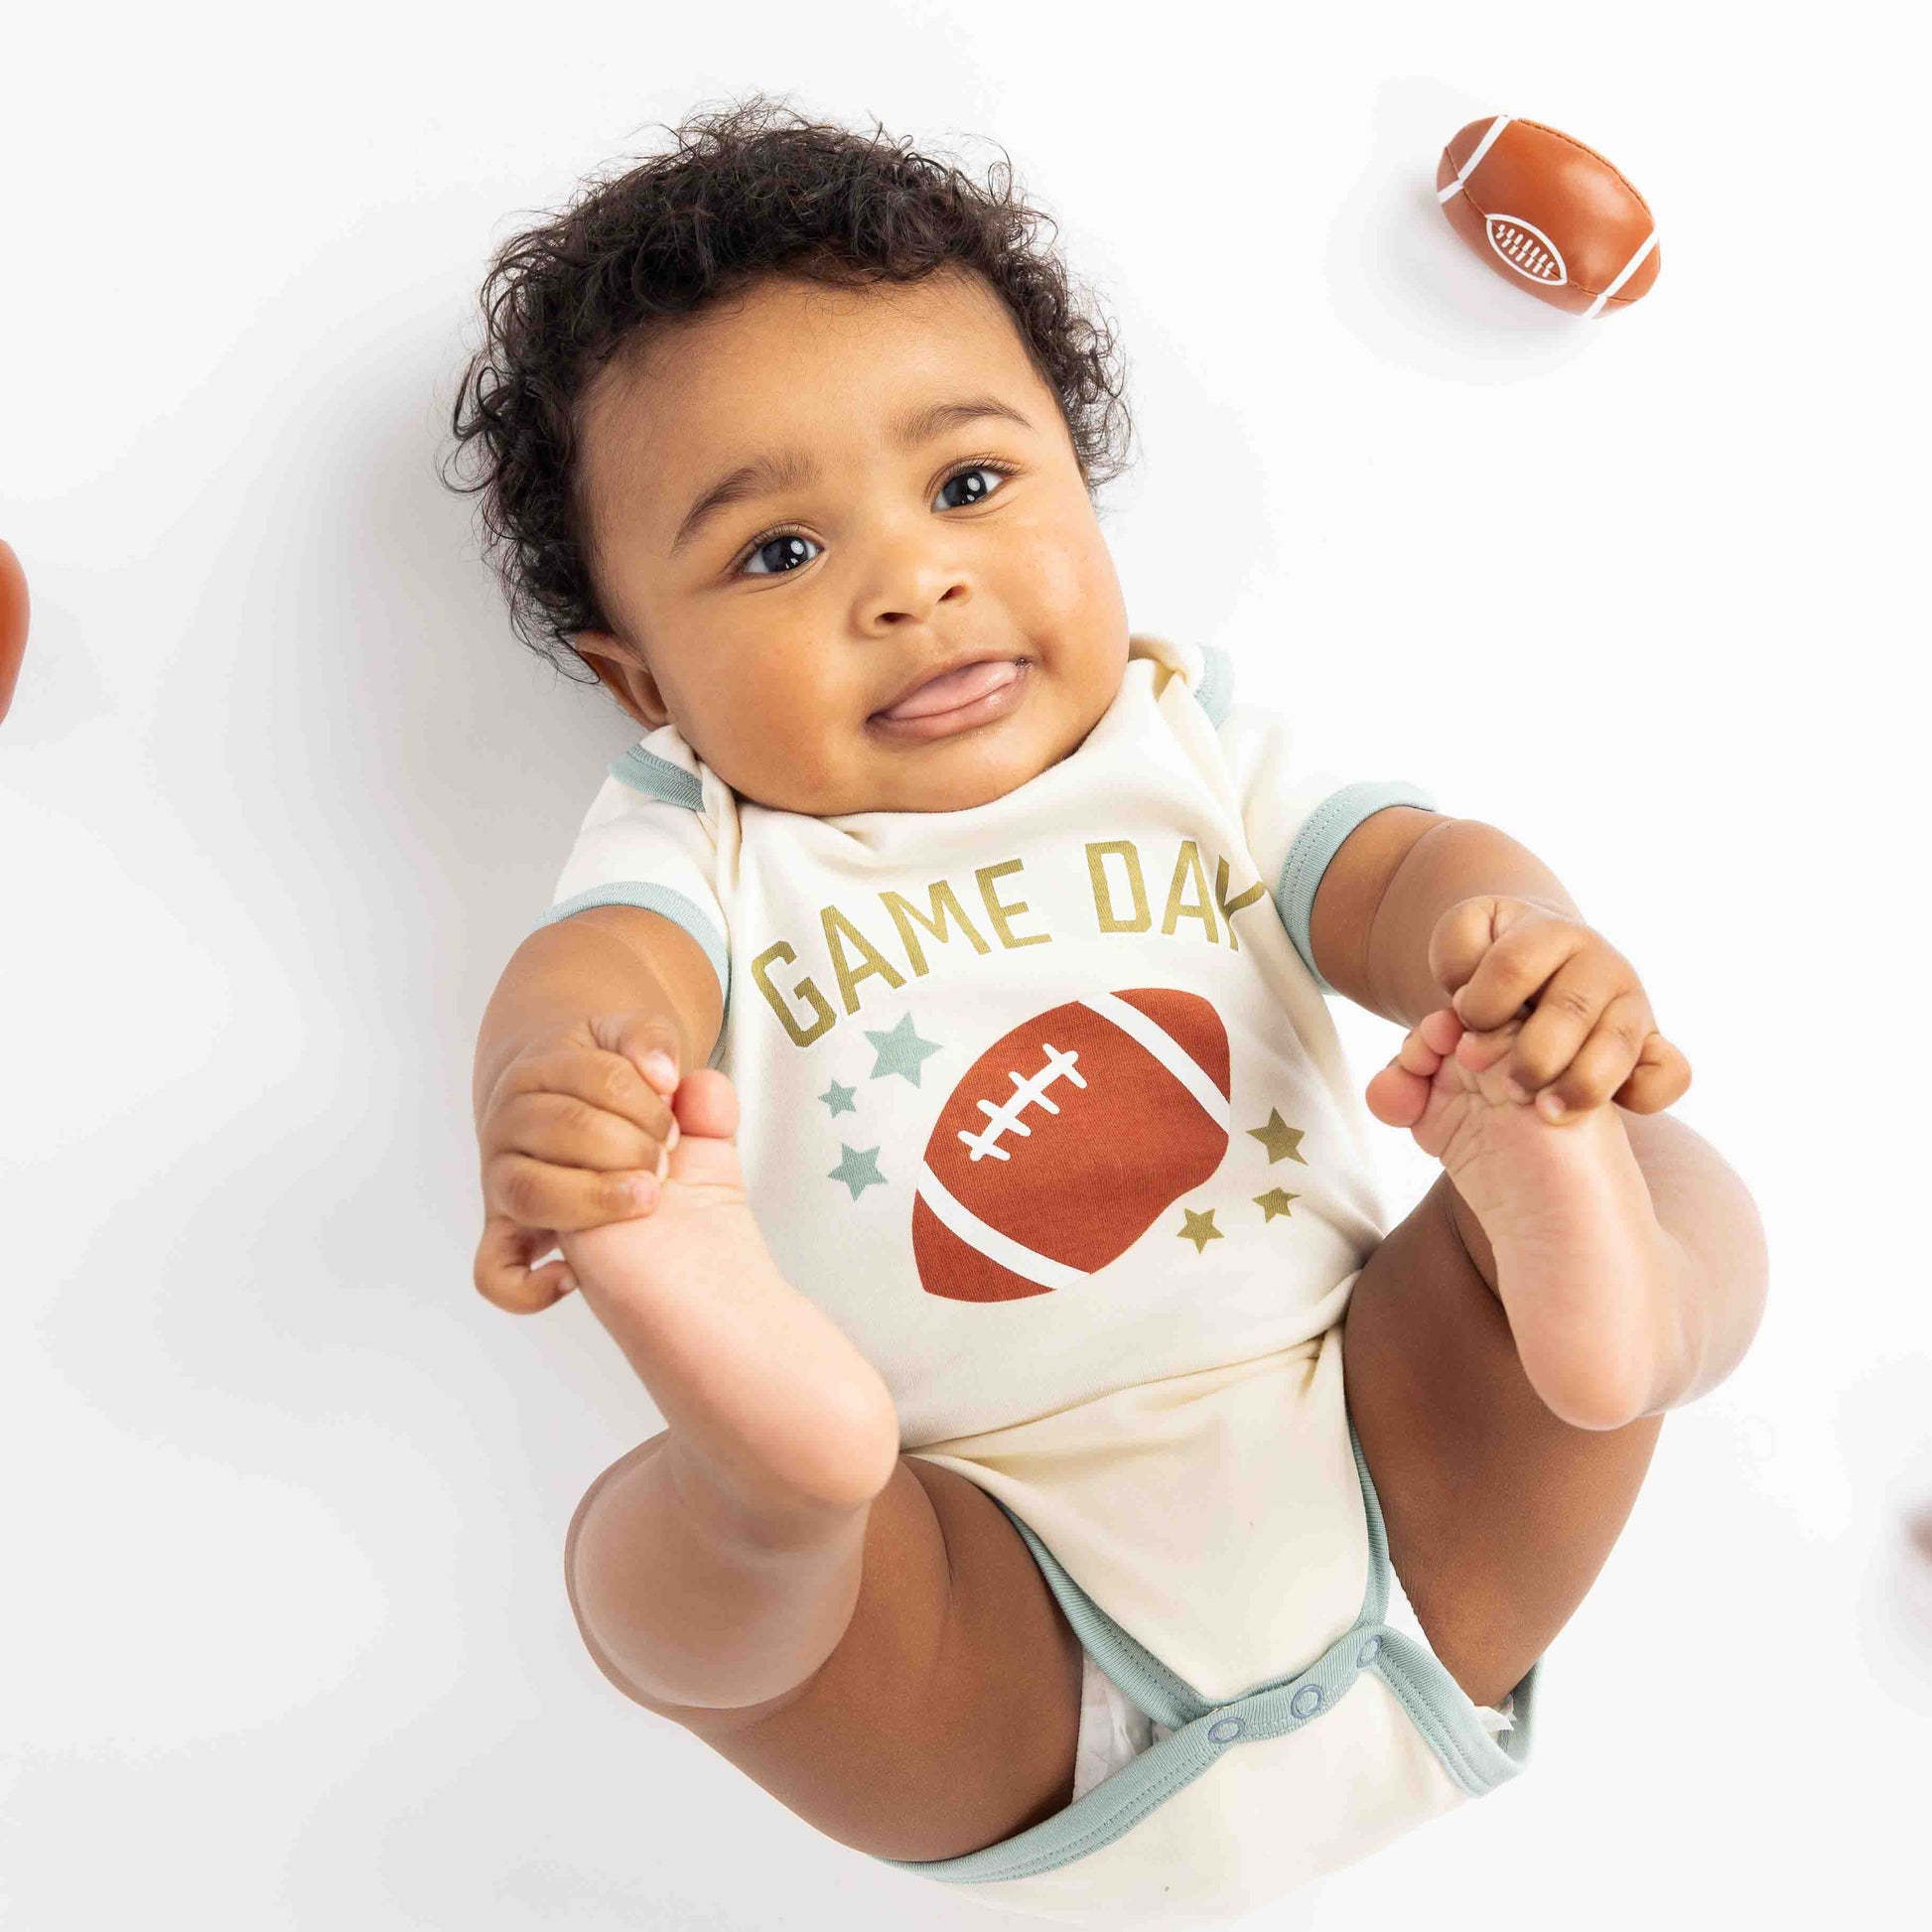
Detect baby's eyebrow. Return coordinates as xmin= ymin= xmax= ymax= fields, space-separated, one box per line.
xmin=669 ymin=394 xmax=1035 ymax=556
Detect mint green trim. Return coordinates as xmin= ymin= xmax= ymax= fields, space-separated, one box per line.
xmin=1348 ymin=1418 xmax=1537 ymax=1798
xmin=1276 ymin=782 xmax=1440 ymax=993
xmin=1192 ymin=643 xmax=1234 ymax=728
xmin=531 ymin=885 xmax=731 ymax=1071
xmin=877 ymin=1420 xmax=1536 ymax=1886
xmin=609 ymin=745 xmax=705 ymax=809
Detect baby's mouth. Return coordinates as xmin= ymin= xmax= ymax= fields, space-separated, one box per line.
xmin=871 ymin=657 xmax=1023 ymax=723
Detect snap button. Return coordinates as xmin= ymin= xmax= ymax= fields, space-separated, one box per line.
xmin=1356 ymin=1636 xmax=1382 ymax=1669
xmin=1291 ymin=1685 xmax=1323 ymax=1720
xmin=1208 ymin=1718 xmax=1243 ymax=1743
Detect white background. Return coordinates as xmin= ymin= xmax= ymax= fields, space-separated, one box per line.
xmin=3 ymin=2 xmax=1926 ymax=1926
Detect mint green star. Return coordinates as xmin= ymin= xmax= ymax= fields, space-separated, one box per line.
xmin=828 ymin=1144 xmax=887 ymax=1201
xmin=863 ymin=1012 xmax=944 ymax=1087
xmin=819 ymin=1078 xmax=857 ymax=1116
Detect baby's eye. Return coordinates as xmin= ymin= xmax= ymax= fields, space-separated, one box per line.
xmin=740 ymin=532 xmax=818 ymax=578
xmin=735 ymin=462 xmax=1016 ymax=578
xmin=933 ymin=462 xmax=1013 ymax=511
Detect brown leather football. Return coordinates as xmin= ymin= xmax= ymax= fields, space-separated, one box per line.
xmin=1436 ymin=115 xmax=1660 ymax=317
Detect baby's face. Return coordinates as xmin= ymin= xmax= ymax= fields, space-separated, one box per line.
xmin=572 ymin=266 xmax=1130 ymax=814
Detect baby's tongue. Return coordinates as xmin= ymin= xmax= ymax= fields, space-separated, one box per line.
xmin=877 ymin=658 xmax=1016 ymax=720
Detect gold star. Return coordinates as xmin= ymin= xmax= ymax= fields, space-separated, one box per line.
xmin=1247 ymin=1108 xmax=1308 ymax=1165
xmin=1177 ymin=1206 xmax=1223 ymax=1255
xmin=1253 ymin=1187 xmax=1301 ymax=1223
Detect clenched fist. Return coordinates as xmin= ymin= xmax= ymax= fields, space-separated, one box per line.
xmin=474 ymin=1010 xmax=687 ymax=1311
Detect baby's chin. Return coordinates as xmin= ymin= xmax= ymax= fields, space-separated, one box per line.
xmin=867 ymin=712 xmax=1100 ymax=813
xmin=801 ymin=741 xmax=1070 ymax=817
xmin=720 ymin=717 xmax=1072 ymax=818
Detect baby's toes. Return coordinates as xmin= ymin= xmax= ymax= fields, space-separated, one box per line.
xmin=658 ymin=1069 xmax=753 ymax=1198
xmin=1365 ymin=1014 xmax=1452 ymax=1127
xmin=1364 ymin=1058 xmax=1432 ymax=1127
xmin=669 ymin=1066 xmax=738 ymax=1143
xmin=1452 ymin=1017 xmax=1528 ymax=1085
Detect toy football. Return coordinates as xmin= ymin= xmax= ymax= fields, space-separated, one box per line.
xmin=911 ymin=988 xmax=1231 ymax=1303
xmin=0 ymin=539 xmax=27 ymax=726
xmin=1437 ymin=115 xmax=1660 ymax=317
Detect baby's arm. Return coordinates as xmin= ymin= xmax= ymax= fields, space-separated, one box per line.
xmin=473 ymin=903 xmax=719 ymax=1137
xmin=1306 ymin=807 xmax=1576 ymax=1029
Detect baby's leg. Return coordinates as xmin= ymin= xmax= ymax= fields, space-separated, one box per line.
xmin=561 ymin=1069 xmax=1082 ymax=1862
xmin=568 ymin=1438 xmax=1084 ymax=1861
xmin=1343 ymin=1018 xmax=1767 ymax=1709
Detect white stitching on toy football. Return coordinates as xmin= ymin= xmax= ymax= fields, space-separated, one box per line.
xmin=1484 ymin=214 xmax=1567 ymax=286
xmin=1583 ymin=229 xmax=1658 ymax=318
xmin=914 ymin=1158 xmax=1085 ymax=1291
xmin=1437 ymin=113 xmax=1511 ymax=202
xmin=1078 ymin=992 xmax=1230 ymax=1129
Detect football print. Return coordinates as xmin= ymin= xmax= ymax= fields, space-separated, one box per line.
xmin=911 ymin=988 xmax=1231 ymax=1304
xmin=1436 ymin=114 xmax=1660 ymax=317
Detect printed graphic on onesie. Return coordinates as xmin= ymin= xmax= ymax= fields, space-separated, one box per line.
xmin=535 ymin=631 xmax=1439 ymax=1449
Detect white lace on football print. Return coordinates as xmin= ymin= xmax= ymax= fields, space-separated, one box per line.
xmin=1485 ymin=215 xmax=1567 ymax=286
xmin=957 ymin=1042 xmax=1087 ymax=1163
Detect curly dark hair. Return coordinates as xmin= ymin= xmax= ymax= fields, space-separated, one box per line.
xmin=437 ymin=93 xmax=1135 ymax=684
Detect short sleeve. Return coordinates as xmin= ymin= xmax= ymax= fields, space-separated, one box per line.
xmin=1203 ymin=652 xmax=1439 ymax=995
xmin=530 ymin=738 xmax=731 ymax=1060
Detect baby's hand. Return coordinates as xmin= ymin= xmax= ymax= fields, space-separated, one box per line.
xmin=1426 ymin=897 xmax=1692 ymax=1123
xmin=473 ymin=1012 xmax=684 ymax=1312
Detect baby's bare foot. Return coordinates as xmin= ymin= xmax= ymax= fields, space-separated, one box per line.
xmin=1365 ymin=1009 xmax=1690 ymax=1430
xmin=561 ymin=1068 xmax=901 ymax=1516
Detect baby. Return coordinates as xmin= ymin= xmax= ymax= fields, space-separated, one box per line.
xmin=450 ymin=97 xmax=1767 ymax=1929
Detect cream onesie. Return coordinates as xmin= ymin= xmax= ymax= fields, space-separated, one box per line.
xmin=535 ymin=633 xmax=1538 ymax=1929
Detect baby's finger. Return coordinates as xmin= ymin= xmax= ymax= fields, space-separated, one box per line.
xmin=1611 ymin=1034 xmax=1694 ymax=1114
xmin=492 ymin=1084 xmax=673 ymax=1181
xmin=1445 ymin=917 xmax=1586 ymax=1034
xmin=1506 ymin=973 xmax=1645 ymax=1112
xmin=1533 ymin=991 xmax=1652 ymax=1120
xmin=593 ymin=1011 xmax=685 ymax=1099
xmin=474 ymin=1211 xmax=576 ymax=1314
xmin=482 ymin=1147 xmax=662 ymax=1237
xmin=495 ymin=1046 xmax=675 ymax=1148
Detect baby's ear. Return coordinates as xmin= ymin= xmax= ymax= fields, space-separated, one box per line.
xmin=574 ymin=628 xmax=670 ymax=732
